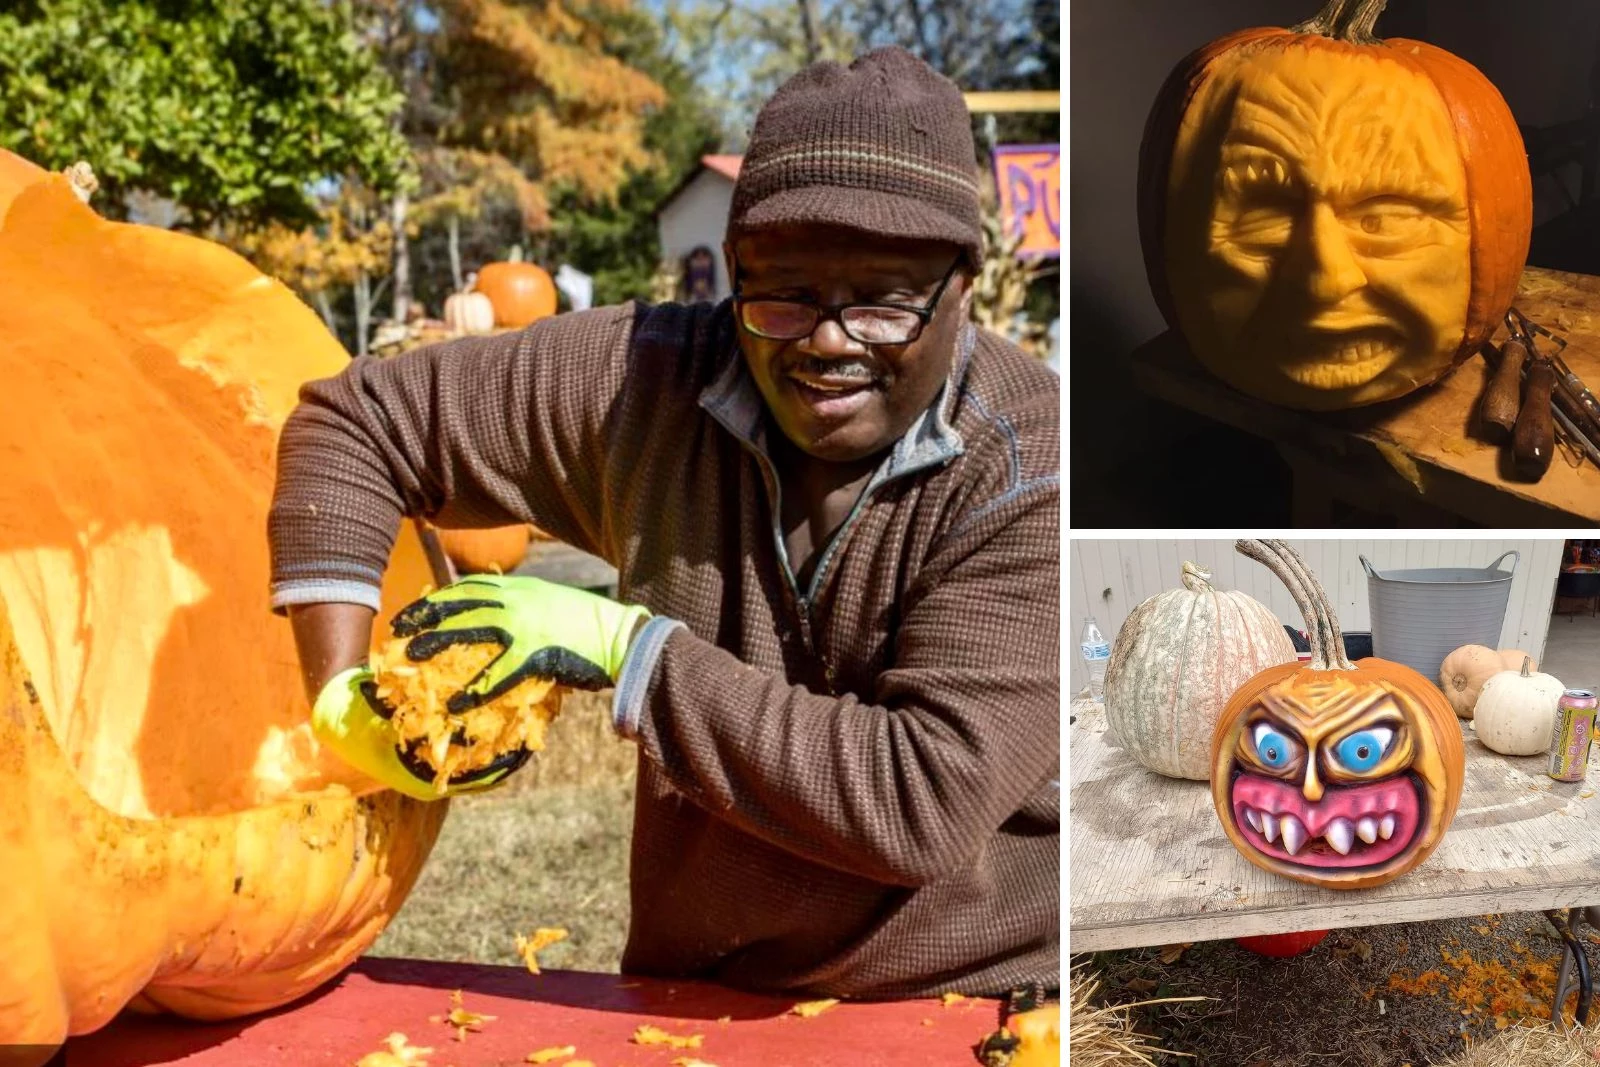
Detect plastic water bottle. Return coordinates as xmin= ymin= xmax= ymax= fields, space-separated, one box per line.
xmin=1080 ymin=616 xmax=1111 ymax=701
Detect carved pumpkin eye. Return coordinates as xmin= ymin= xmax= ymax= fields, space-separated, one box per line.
xmin=1251 ymin=722 xmax=1298 ymax=768
xmin=1335 ymin=727 xmax=1395 ymax=772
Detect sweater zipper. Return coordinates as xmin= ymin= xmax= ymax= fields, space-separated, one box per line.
xmin=746 ymin=442 xmax=941 ymax=665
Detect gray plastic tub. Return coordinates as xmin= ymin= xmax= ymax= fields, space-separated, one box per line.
xmin=1362 ymin=550 xmax=1519 ymax=682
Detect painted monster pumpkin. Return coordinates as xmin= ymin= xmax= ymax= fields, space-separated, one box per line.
xmin=1211 ymin=541 xmax=1464 ymax=889
xmin=1138 ymin=0 xmax=1531 ymax=410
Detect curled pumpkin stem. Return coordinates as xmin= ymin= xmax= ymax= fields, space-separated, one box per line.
xmin=1264 ymin=539 xmax=1353 ymax=671
xmin=1234 ymin=539 xmax=1355 ymax=672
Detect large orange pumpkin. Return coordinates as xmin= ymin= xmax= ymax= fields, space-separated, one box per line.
xmin=1211 ymin=540 xmax=1464 ymax=890
xmin=475 ymin=260 xmax=558 ymax=327
xmin=1138 ymin=0 xmax=1531 ymax=410
xmin=0 ymin=150 xmax=446 ymax=1047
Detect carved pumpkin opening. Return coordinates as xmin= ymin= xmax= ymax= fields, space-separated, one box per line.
xmin=0 ymin=164 xmax=433 ymax=818
xmin=0 ymin=151 xmax=445 ymax=1042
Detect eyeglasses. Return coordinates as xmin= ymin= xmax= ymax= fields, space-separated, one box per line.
xmin=732 ymin=255 xmax=964 ymax=346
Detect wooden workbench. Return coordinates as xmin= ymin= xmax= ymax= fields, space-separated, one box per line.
xmin=57 ymin=961 xmax=1001 ymax=1066
xmin=1069 ymin=699 xmax=1600 ymax=953
xmin=1129 ymin=267 xmax=1600 ymax=526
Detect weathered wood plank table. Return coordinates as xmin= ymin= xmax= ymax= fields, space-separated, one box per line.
xmin=59 ymin=961 xmax=1001 ymax=1066
xmin=1129 ymin=267 xmax=1600 ymax=526
xmin=1070 ymin=698 xmax=1600 ymax=954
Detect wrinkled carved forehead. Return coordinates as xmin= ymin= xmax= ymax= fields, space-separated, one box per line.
xmin=1252 ymin=673 xmax=1418 ymax=744
xmin=1208 ymin=43 xmax=1466 ymax=206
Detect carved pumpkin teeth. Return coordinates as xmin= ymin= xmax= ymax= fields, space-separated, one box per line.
xmin=1262 ymin=812 xmax=1279 ymax=843
xmin=1280 ymin=814 xmax=1307 ymax=855
xmin=1379 ymin=813 xmax=1396 ymax=840
xmin=1244 ymin=808 xmax=1263 ymax=832
xmin=1325 ymin=818 xmax=1355 ymax=856
xmin=1356 ymin=816 xmax=1378 ymax=844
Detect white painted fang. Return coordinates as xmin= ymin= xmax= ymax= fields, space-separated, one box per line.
xmin=1356 ymin=816 xmax=1378 ymax=844
xmin=1379 ymin=814 xmax=1396 ymax=840
xmin=1280 ymin=814 xmax=1307 ymax=856
xmin=1326 ymin=818 xmax=1354 ymax=856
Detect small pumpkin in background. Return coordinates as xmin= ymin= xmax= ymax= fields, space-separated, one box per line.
xmin=1211 ymin=540 xmax=1464 ymax=890
xmin=442 ymin=290 xmax=495 ymax=335
xmin=1105 ymin=560 xmax=1297 ymax=779
xmin=475 ymin=250 xmax=558 ymax=328
xmin=432 ymin=523 xmax=535 ymax=576
xmin=1235 ymin=929 xmax=1329 ymax=958
xmin=1138 ymin=0 xmax=1531 ymax=410
xmin=1473 ymin=657 xmax=1565 ymax=757
xmin=1440 ymin=644 xmax=1538 ymax=719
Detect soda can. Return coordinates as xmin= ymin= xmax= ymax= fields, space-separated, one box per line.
xmin=1547 ymin=689 xmax=1599 ymax=782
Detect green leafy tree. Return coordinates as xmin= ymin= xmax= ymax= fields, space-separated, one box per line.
xmin=0 ymin=0 xmax=411 ymax=229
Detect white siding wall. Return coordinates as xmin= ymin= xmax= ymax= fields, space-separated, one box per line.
xmin=1068 ymin=540 xmax=1564 ymax=693
xmin=656 ymin=171 xmax=736 ymax=303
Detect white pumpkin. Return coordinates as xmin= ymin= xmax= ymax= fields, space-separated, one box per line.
xmin=1474 ymin=657 xmax=1565 ymax=756
xmin=443 ymin=290 xmax=496 ymax=335
xmin=1440 ymin=644 xmax=1538 ymax=720
xmin=1104 ymin=561 xmax=1298 ymax=780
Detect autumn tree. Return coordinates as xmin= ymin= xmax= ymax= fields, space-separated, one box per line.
xmin=540 ymin=1 xmax=723 ymax=305
xmin=350 ymin=0 xmax=671 ymax=321
xmin=0 ymin=0 xmax=410 ymax=229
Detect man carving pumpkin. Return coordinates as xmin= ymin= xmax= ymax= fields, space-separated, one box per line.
xmin=269 ymin=47 xmax=1060 ymax=999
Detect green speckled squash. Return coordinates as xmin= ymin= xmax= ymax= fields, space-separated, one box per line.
xmin=1105 ymin=562 xmax=1299 ymax=780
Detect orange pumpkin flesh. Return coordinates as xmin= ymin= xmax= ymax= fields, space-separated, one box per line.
xmin=1211 ymin=541 xmax=1463 ymax=890
xmin=475 ymin=261 xmax=558 ymax=328
xmin=0 ymin=153 xmax=446 ymax=1043
xmin=1138 ymin=0 xmax=1531 ymax=410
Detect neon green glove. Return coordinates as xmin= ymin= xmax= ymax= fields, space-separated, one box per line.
xmin=390 ymin=574 xmax=651 ymax=712
xmin=311 ymin=665 xmax=529 ymax=801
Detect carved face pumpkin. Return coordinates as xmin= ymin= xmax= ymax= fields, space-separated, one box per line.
xmin=1138 ymin=0 xmax=1531 ymax=410
xmin=1211 ymin=541 xmax=1464 ymax=889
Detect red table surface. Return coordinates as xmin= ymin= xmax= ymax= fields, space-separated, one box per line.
xmin=58 ymin=959 xmax=1002 ymax=1067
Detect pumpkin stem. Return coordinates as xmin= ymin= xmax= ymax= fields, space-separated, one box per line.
xmin=1235 ymin=540 xmax=1356 ymax=672
xmin=1291 ymin=0 xmax=1351 ymax=37
xmin=1336 ymin=0 xmax=1388 ymax=43
xmin=1267 ymin=539 xmax=1354 ymax=671
xmin=1180 ymin=561 xmax=1213 ymax=594
xmin=1292 ymin=0 xmax=1387 ymax=44
xmin=1521 ymin=655 xmax=1532 ymax=677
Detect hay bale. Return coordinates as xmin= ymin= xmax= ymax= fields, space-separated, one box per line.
xmin=1432 ymin=1023 xmax=1600 ymax=1067
xmin=1068 ymin=969 xmax=1201 ymax=1066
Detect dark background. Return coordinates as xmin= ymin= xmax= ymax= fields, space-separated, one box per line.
xmin=1069 ymin=0 xmax=1600 ymax=526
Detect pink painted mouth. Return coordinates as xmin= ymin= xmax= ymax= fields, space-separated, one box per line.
xmin=1230 ymin=772 xmax=1422 ymax=869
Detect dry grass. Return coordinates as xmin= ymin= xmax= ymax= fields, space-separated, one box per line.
xmin=1069 ymin=968 xmax=1203 ymax=1066
xmin=502 ymin=689 xmax=638 ymax=792
xmin=1434 ymin=1023 xmax=1600 ymax=1066
xmin=371 ymin=692 xmax=637 ymax=972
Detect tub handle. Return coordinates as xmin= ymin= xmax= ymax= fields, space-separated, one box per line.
xmin=1487 ymin=549 xmax=1520 ymax=576
xmin=1360 ymin=554 xmax=1381 ymax=579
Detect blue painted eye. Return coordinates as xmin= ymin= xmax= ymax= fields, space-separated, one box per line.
xmin=1336 ymin=727 xmax=1394 ymax=772
xmin=1251 ymin=722 xmax=1294 ymax=768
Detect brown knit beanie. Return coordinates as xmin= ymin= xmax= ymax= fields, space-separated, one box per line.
xmin=727 ymin=46 xmax=983 ymax=267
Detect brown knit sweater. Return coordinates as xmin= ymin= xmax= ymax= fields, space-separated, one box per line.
xmin=269 ymin=300 xmax=1060 ymax=998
